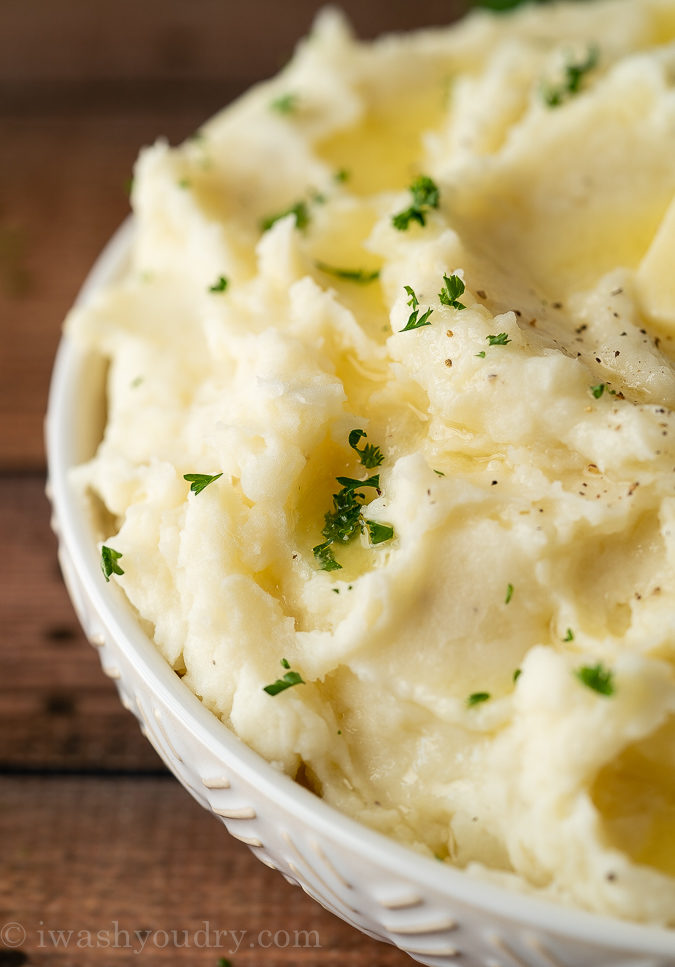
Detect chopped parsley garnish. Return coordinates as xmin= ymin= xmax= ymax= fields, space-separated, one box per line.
xmin=334 ymin=473 xmax=381 ymax=493
xmin=317 ymin=493 xmax=362 ymax=557
xmin=563 ymin=628 xmax=575 ymax=642
xmin=392 ymin=175 xmax=440 ymax=231
xmin=366 ymin=520 xmax=395 ymax=544
xmin=270 ymin=92 xmax=298 ymax=114
xmin=313 ymin=541 xmax=341 ymax=572
xmin=575 ymin=662 xmax=615 ymax=697
xmin=334 ymin=168 xmax=350 ymax=183
xmin=261 ymin=200 xmax=309 ymax=232
xmin=590 ymin=383 xmax=606 ymax=399
xmin=433 ymin=469 xmax=445 ymax=477
xmin=402 ymin=306 xmax=434 ymax=331
xmin=411 ymin=175 xmax=439 ymax=209
xmin=101 ymin=545 xmax=124 ymax=582
xmin=313 ymin=436 xmax=394 ymax=570
xmin=348 ymin=429 xmax=384 ymax=469
xmin=183 ymin=472 xmax=223 ymax=495
xmin=487 ymin=333 xmax=511 ymax=346
xmin=406 ymin=285 xmax=420 ymax=309
xmin=439 ymin=274 xmax=466 ymax=310
xmin=208 ymin=275 xmax=228 ymax=293
xmin=315 ymin=261 xmax=380 ymax=284
xmin=400 ymin=285 xmax=434 ymax=331
xmin=505 ymin=583 xmax=514 ymax=604
xmin=177 ymin=178 xmax=191 ymax=189
xmin=467 ymin=691 xmax=491 ymax=707
xmin=513 ymin=668 xmax=522 ymax=683
xmin=476 ymin=351 xmax=486 ymax=358
xmin=542 ymin=47 xmax=599 ymax=108
xmin=263 ymin=660 xmax=305 ymax=696
xmin=217 ymin=959 xmax=232 ymax=967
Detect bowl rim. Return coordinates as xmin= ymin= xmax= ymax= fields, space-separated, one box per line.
xmin=46 ymin=217 xmax=675 ymax=956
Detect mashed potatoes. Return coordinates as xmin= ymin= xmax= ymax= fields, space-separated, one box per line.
xmin=68 ymin=0 xmax=675 ymax=923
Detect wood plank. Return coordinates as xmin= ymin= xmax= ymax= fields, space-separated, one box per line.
xmin=0 ymin=111 xmax=208 ymax=471
xmin=1 ymin=474 xmax=163 ymax=770
xmin=0 ymin=776 xmax=414 ymax=966
xmin=0 ymin=0 xmax=469 ymax=86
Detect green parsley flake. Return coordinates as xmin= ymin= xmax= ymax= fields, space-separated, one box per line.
xmin=392 ymin=175 xmax=440 ymax=230
xmin=575 ymin=662 xmax=615 ymax=697
xmin=261 ymin=200 xmax=309 ymax=232
xmin=513 ymin=668 xmax=522 ymax=683
xmin=505 ymin=583 xmax=514 ymax=604
xmin=208 ymin=275 xmax=228 ymax=293
xmin=313 ymin=541 xmax=341 ymax=571
xmin=590 ymin=383 xmax=606 ymax=399
xmin=183 ymin=472 xmax=223 ymax=495
xmin=263 ymin=660 xmax=305 ymax=696
xmin=433 ymin=469 xmax=445 ymax=477
xmin=101 ymin=545 xmax=124 ymax=582
xmin=400 ymin=285 xmax=434 ymax=331
xmin=177 ymin=178 xmax=191 ymax=189
xmin=439 ymin=274 xmax=466 ymax=310
xmin=542 ymin=47 xmax=599 ymax=108
xmin=487 ymin=333 xmax=511 ymax=346
xmin=318 ymin=491 xmax=361 ymax=550
xmin=315 ymin=261 xmax=380 ymax=284
xmin=334 ymin=168 xmax=350 ymax=183
xmin=467 ymin=691 xmax=491 ymax=707
xmin=475 ymin=351 xmax=486 ymax=358
xmin=335 ymin=473 xmax=381 ymax=493
xmin=313 ymin=436 xmax=394 ymax=569
xmin=365 ymin=520 xmax=395 ymax=544
xmin=563 ymin=628 xmax=575 ymax=642
xmin=348 ymin=429 xmax=384 ymax=469
xmin=405 ymin=285 xmax=420 ymax=310
xmin=270 ymin=92 xmax=298 ymax=114
xmin=217 ymin=959 xmax=232 ymax=967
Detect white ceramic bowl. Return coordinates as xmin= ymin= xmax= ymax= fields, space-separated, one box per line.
xmin=46 ymin=220 xmax=675 ymax=967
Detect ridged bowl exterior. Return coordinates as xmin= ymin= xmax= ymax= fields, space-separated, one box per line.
xmin=45 ymin=220 xmax=675 ymax=967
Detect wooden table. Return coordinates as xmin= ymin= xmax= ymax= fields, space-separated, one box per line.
xmin=1 ymin=2 xmax=469 ymax=964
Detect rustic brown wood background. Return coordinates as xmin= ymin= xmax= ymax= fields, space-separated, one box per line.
xmin=1 ymin=2 xmax=469 ymax=965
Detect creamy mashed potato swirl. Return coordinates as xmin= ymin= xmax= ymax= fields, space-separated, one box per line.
xmin=68 ymin=0 xmax=675 ymax=923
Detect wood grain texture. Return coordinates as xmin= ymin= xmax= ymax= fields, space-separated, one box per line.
xmin=0 ymin=777 xmax=412 ymax=966
xmin=0 ymin=112 xmax=206 ymax=470
xmin=0 ymin=0 xmax=469 ymax=85
xmin=2 ymin=475 xmax=165 ymax=771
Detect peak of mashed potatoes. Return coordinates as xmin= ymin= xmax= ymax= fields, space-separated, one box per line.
xmin=68 ymin=0 xmax=675 ymax=924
